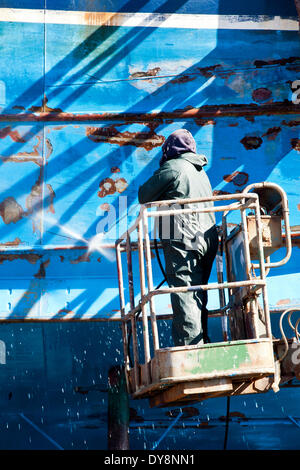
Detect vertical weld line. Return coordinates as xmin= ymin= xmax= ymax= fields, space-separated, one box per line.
xmin=41 ymin=1 xmax=47 ymax=244
xmin=38 ymin=1 xmax=47 ymax=320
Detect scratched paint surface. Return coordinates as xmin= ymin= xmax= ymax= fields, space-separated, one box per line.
xmin=44 ymin=27 xmax=300 ymax=113
xmin=0 ymin=0 xmax=299 ymax=451
xmin=0 ymin=116 xmax=299 ymax=319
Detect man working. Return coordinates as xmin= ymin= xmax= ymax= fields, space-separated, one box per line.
xmin=138 ymin=129 xmax=218 ymax=347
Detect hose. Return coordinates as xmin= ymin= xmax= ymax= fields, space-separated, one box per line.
xmin=278 ymin=308 xmax=300 ymax=362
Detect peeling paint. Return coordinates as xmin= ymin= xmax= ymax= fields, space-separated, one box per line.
xmin=44 ymin=183 xmax=56 ymax=214
xmin=2 ymin=101 xmax=300 ymax=122
xmin=198 ymin=64 xmax=222 ymax=78
xmin=252 ymin=88 xmax=273 ymax=103
xmin=223 ymin=171 xmax=249 ymax=186
xmin=171 ymin=74 xmax=197 ymax=84
xmin=25 ymin=168 xmax=55 ymax=232
xmin=0 ymin=253 xmax=41 ymax=264
xmin=0 ymin=134 xmax=44 ymax=166
xmin=45 ymin=138 xmax=53 ymax=159
xmin=70 ymin=253 xmax=91 ymax=264
xmin=12 ymin=105 xmax=25 ymax=111
xmin=56 ymin=308 xmax=74 ymax=316
xmin=29 ymin=95 xmax=62 ymax=114
xmin=98 ymin=176 xmax=128 ymax=198
xmin=0 ymin=197 xmax=24 ymax=224
xmin=115 ymin=178 xmax=128 ymax=193
xmin=262 ymin=127 xmax=282 ymax=140
xmin=254 ymin=57 xmax=300 ymax=68
xmin=0 ymin=237 xmax=22 ymax=246
xmin=97 ymin=177 xmax=116 ymax=197
xmin=240 ymin=136 xmax=263 ymax=150
xmin=100 ymin=203 xmax=111 ymax=211
xmin=34 ymin=259 xmax=50 ymax=278
xmin=276 ymin=298 xmax=292 ymax=306
xmin=0 ymin=126 xmax=27 ymax=143
xmin=86 ymin=126 xmax=165 ymax=150
xmin=194 ymin=118 xmax=216 ymax=126
xmin=291 ymin=138 xmax=300 ymax=151
xmin=130 ymin=67 xmax=161 ymax=80
xmin=282 ymin=119 xmax=300 ymax=127
xmin=26 ymin=176 xmax=43 ymax=233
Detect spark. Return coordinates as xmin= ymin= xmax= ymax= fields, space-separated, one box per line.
xmin=41 ymin=213 xmax=115 ymax=261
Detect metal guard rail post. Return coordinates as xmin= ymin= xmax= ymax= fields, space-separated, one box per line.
xmin=115 ymin=190 xmax=277 ymax=391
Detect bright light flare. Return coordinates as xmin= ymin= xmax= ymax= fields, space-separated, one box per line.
xmin=41 ymin=213 xmax=115 ymax=261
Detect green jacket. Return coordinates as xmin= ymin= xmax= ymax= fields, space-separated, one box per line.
xmin=138 ymin=152 xmax=216 ymax=253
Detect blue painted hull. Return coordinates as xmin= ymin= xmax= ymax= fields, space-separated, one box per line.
xmin=0 ymin=0 xmax=299 ymax=450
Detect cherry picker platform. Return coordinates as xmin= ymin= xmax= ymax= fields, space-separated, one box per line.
xmin=115 ymin=182 xmax=300 ymax=407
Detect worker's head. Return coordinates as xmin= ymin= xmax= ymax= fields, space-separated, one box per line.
xmin=160 ymin=129 xmax=196 ymax=166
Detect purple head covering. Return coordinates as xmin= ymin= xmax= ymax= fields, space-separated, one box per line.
xmin=160 ymin=129 xmax=197 ymax=166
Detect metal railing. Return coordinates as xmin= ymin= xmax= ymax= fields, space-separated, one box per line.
xmin=115 ymin=187 xmax=286 ymax=391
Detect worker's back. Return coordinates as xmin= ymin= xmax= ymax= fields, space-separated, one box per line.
xmin=138 ymin=151 xmax=216 ymax=253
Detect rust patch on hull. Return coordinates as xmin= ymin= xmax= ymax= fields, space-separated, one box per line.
xmin=130 ymin=67 xmax=161 ymax=79
xmin=171 ymin=75 xmax=197 ymax=84
xmin=0 ymin=134 xmax=51 ymax=166
xmin=276 ymin=298 xmax=292 ymax=306
xmin=291 ymin=138 xmax=300 ymax=151
xmin=223 ymin=171 xmax=249 ymax=186
xmin=0 ymin=197 xmax=24 ymax=224
xmin=0 ymin=126 xmax=27 ymax=143
xmin=100 ymin=203 xmax=111 ymax=211
xmin=0 ymin=237 xmax=22 ymax=246
xmin=98 ymin=176 xmax=128 ymax=198
xmin=2 ymin=101 xmax=300 ymax=122
xmin=198 ymin=64 xmax=222 ymax=78
xmin=29 ymin=96 xmax=63 ymax=114
xmin=240 ymin=136 xmax=263 ymax=150
xmin=34 ymin=259 xmax=50 ymax=278
xmin=0 ymin=253 xmax=42 ymax=264
xmin=70 ymin=254 xmax=91 ymax=264
xmin=195 ymin=118 xmax=216 ymax=126
xmin=57 ymin=308 xmax=75 ymax=316
xmin=282 ymin=119 xmax=300 ymax=127
xmin=254 ymin=57 xmax=300 ymax=68
xmin=98 ymin=177 xmax=116 ymax=197
xmin=252 ymin=88 xmax=273 ymax=103
xmin=26 ymin=178 xmax=43 ymax=232
xmin=262 ymin=127 xmax=282 ymax=140
xmin=86 ymin=126 xmax=165 ymax=150
xmin=44 ymin=184 xmax=56 ymax=214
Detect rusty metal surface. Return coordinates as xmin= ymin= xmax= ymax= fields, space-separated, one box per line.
xmin=153 ymin=339 xmax=275 ymax=383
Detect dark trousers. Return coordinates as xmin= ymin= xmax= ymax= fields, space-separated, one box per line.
xmin=161 ymin=226 xmax=218 ymax=346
